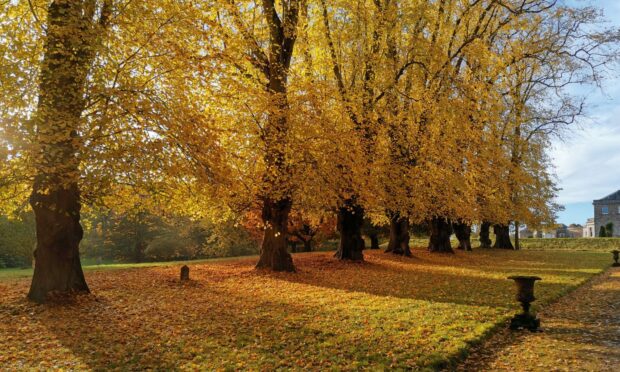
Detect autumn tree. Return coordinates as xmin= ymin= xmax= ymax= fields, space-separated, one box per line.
xmin=1 ymin=0 xmax=618 ymax=301
xmin=606 ymin=222 xmax=614 ymax=237
xmin=369 ymin=0 xmax=523 ymax=253
xmin=317 ymin=0 xmax=385 ymax=261
xmin=488 ymin=4 xmax=619 ymax=249
xmin=1 ymin=0 xmax=225 ymax=300
xmin=288 ymin=213 xmax=336 ymax=252
xmin=246 ymin=0 xmax=302 ymax=271
xmin=24 ymin=0 xmax=112 ymax=302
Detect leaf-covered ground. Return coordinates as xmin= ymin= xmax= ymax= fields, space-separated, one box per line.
xmin=0 ymin=250 xmax=612 ymax=370
xmin=458 ymin=267 xmax=620 ymax=371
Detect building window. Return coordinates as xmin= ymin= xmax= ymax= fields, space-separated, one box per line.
xmin=602 ymin=206 xmax=609 ymax=215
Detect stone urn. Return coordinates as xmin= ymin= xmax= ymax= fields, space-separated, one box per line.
xmin=508 ymin=275 xmax=542 ymax=331
xmin=612 ymin=250 xmax=620 ymax=267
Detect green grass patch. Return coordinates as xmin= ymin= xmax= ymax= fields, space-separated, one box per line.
xmin=0 ymin=249 xmax=612 ymax=370
xmin=0 ymin=254 xmax=259 ymax=281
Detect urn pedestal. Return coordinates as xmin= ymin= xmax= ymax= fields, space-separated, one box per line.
xmin=612 ymin=250 xmax=620 ymax=267
xmin=508 ymin=275 xmax=541 ymax=331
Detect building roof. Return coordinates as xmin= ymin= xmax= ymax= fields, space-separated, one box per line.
xmin=594 ymin=190 xmax=620 ymax=204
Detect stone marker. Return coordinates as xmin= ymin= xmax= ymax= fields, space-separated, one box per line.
xmin=180 ymin=265 xmax=190 ymax=281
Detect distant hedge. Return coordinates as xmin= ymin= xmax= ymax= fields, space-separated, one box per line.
xmin=406 ymin=237 xmax=620 ymax=251
xmin=517 ymin=238 xmax=620 ymax=251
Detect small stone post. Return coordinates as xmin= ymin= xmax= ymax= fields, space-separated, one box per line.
xmin=180 ymin=265 xmax=190 ymax=281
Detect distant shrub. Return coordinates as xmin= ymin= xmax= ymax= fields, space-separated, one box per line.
xmin=518 ymin=237 xmax=620 ymax=251
xmin=606 ymin=222 xmax=614 ymax=237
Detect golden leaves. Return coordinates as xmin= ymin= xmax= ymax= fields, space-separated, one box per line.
xmin=0 ymin=1 xmax=613 ymax=229
xmin=0 ymin=249 xmax=611 ymax=370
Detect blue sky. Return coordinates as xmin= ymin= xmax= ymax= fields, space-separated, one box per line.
xmin=551 ymin=0 xmax=620 ymax=225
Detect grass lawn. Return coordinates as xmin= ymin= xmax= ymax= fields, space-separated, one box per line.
xmin=0 ymin=249 xmax=613 ymax=370
xmin=0 ymin=255 xmax=260 ymax=281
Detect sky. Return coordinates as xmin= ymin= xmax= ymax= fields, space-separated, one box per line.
xmin=551 ymin=0 xmax=620 ymax=225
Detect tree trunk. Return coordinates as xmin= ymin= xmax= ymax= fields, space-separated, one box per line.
xmin=479 ymin=221 xmax=492 ymax=248
xmin=256 ymin=0 xmax=300 ymax=272
xmin=290 ymin=241 xmax=298 ymax=253
xmin=385 ymin=213 xmax=411 ymax=256
xmin=302 ymin=239 xmax=312 ymax=252
xmin=493 ymin=224 xmax=514 ymax=250
xmin=28 ymin=0 xmax=111 ymax=303
xmin=29 ymin=183 xmax=89 ymax=303
xmin=256 ymin=198 xmax=295 ymax=271
xmin=134 ymin=240 xmax=146 ymax=263
xmin=514 ymin=220 xmax=520 ymax=250
xmin=428 ymin=217 xmax=454 ymax=253
xmin=369 ymin=234 xmax=380 ymax=250
xmin=134 ymin=218 xmax=147 ymax=263
xmin=454 ymin=222 xmax=472 ymax=251
xmin=334 ymin=201 xmax=365 ymax=261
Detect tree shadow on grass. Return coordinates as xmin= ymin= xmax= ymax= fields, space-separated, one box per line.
xmin=263 ymin=251 xmax=592 ymax=309
xmin=2 ymin=253 xmax=608 ymax=370
xmin=41 ymin=296 xmax=178 ymax=369
xmin=27 ymin=265 xmax=442 ymax=370
xmin=455 ymin=268 xmax=620 ymax=371
xmin=455 ymin=318 xmax=620 ymax=372
xmin=30 ymin=270 xmax=447 ymax=370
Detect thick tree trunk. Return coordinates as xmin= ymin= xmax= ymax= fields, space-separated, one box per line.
xmin=257 ymin=198 xmax=295 ymax=271
xmin=334 ymin=201 xmax=365 ymax=261
xmin=29 ymin=182 xmax=89 ymax=303
xmin=493 ymin=224 xmax=514 ymax=250
xmin=28 ymin=0 xmax=111 ymax=303
xmin=302 ymin=239 xmax=312 ymax=252
xmin=369 ymin=234 xmax=380 ymax=250
xmin=385 ymin=213 xmax=411 ymax=256
xmin=256 ymin=0 xmax=301 ymax=271
xmin=514 ymin=220 xmax=520 ymax=250
xmin=454 ymin=222 xmax=472 ymax=251
xmin=479 ymin=221 xmax=492 ymax=248
xmin=428 ymin=217 xmax=454 ymax=253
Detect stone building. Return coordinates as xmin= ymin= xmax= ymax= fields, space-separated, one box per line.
xmin=556 ymin=224 xmax=570 ymax=238
xmin=591 ymin=190 xmax=620 ymax=237
xmin=567 ymin=224 xmax=583 ymax=238
xmin=556 ymin=224 xmax=582 ymax=238
xmin=583 ymin=218 xmax=595 ymax=237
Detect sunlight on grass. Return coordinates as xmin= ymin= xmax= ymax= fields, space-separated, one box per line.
xmin=0 ymin=250 xmax=612 ymax=370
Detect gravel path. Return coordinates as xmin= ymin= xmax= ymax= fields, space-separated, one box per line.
xmin=457 ymin=267 xmax=620 ymax=371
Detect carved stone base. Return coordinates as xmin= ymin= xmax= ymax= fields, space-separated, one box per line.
xmin=509 ymin=313 xmax=540 ymax=331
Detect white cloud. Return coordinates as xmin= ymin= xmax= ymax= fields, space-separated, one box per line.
xmin=551 ymin=93 xmax=620 ymax=204
xmin=550 ymin=0 xmax=620 ymax=204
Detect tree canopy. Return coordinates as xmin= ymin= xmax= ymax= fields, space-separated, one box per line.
xmin=0 ymin=0 xmax=618 ymax=301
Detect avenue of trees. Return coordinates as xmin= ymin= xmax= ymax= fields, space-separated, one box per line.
xmin=0 ymin=0 xmax=618 ymax=302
